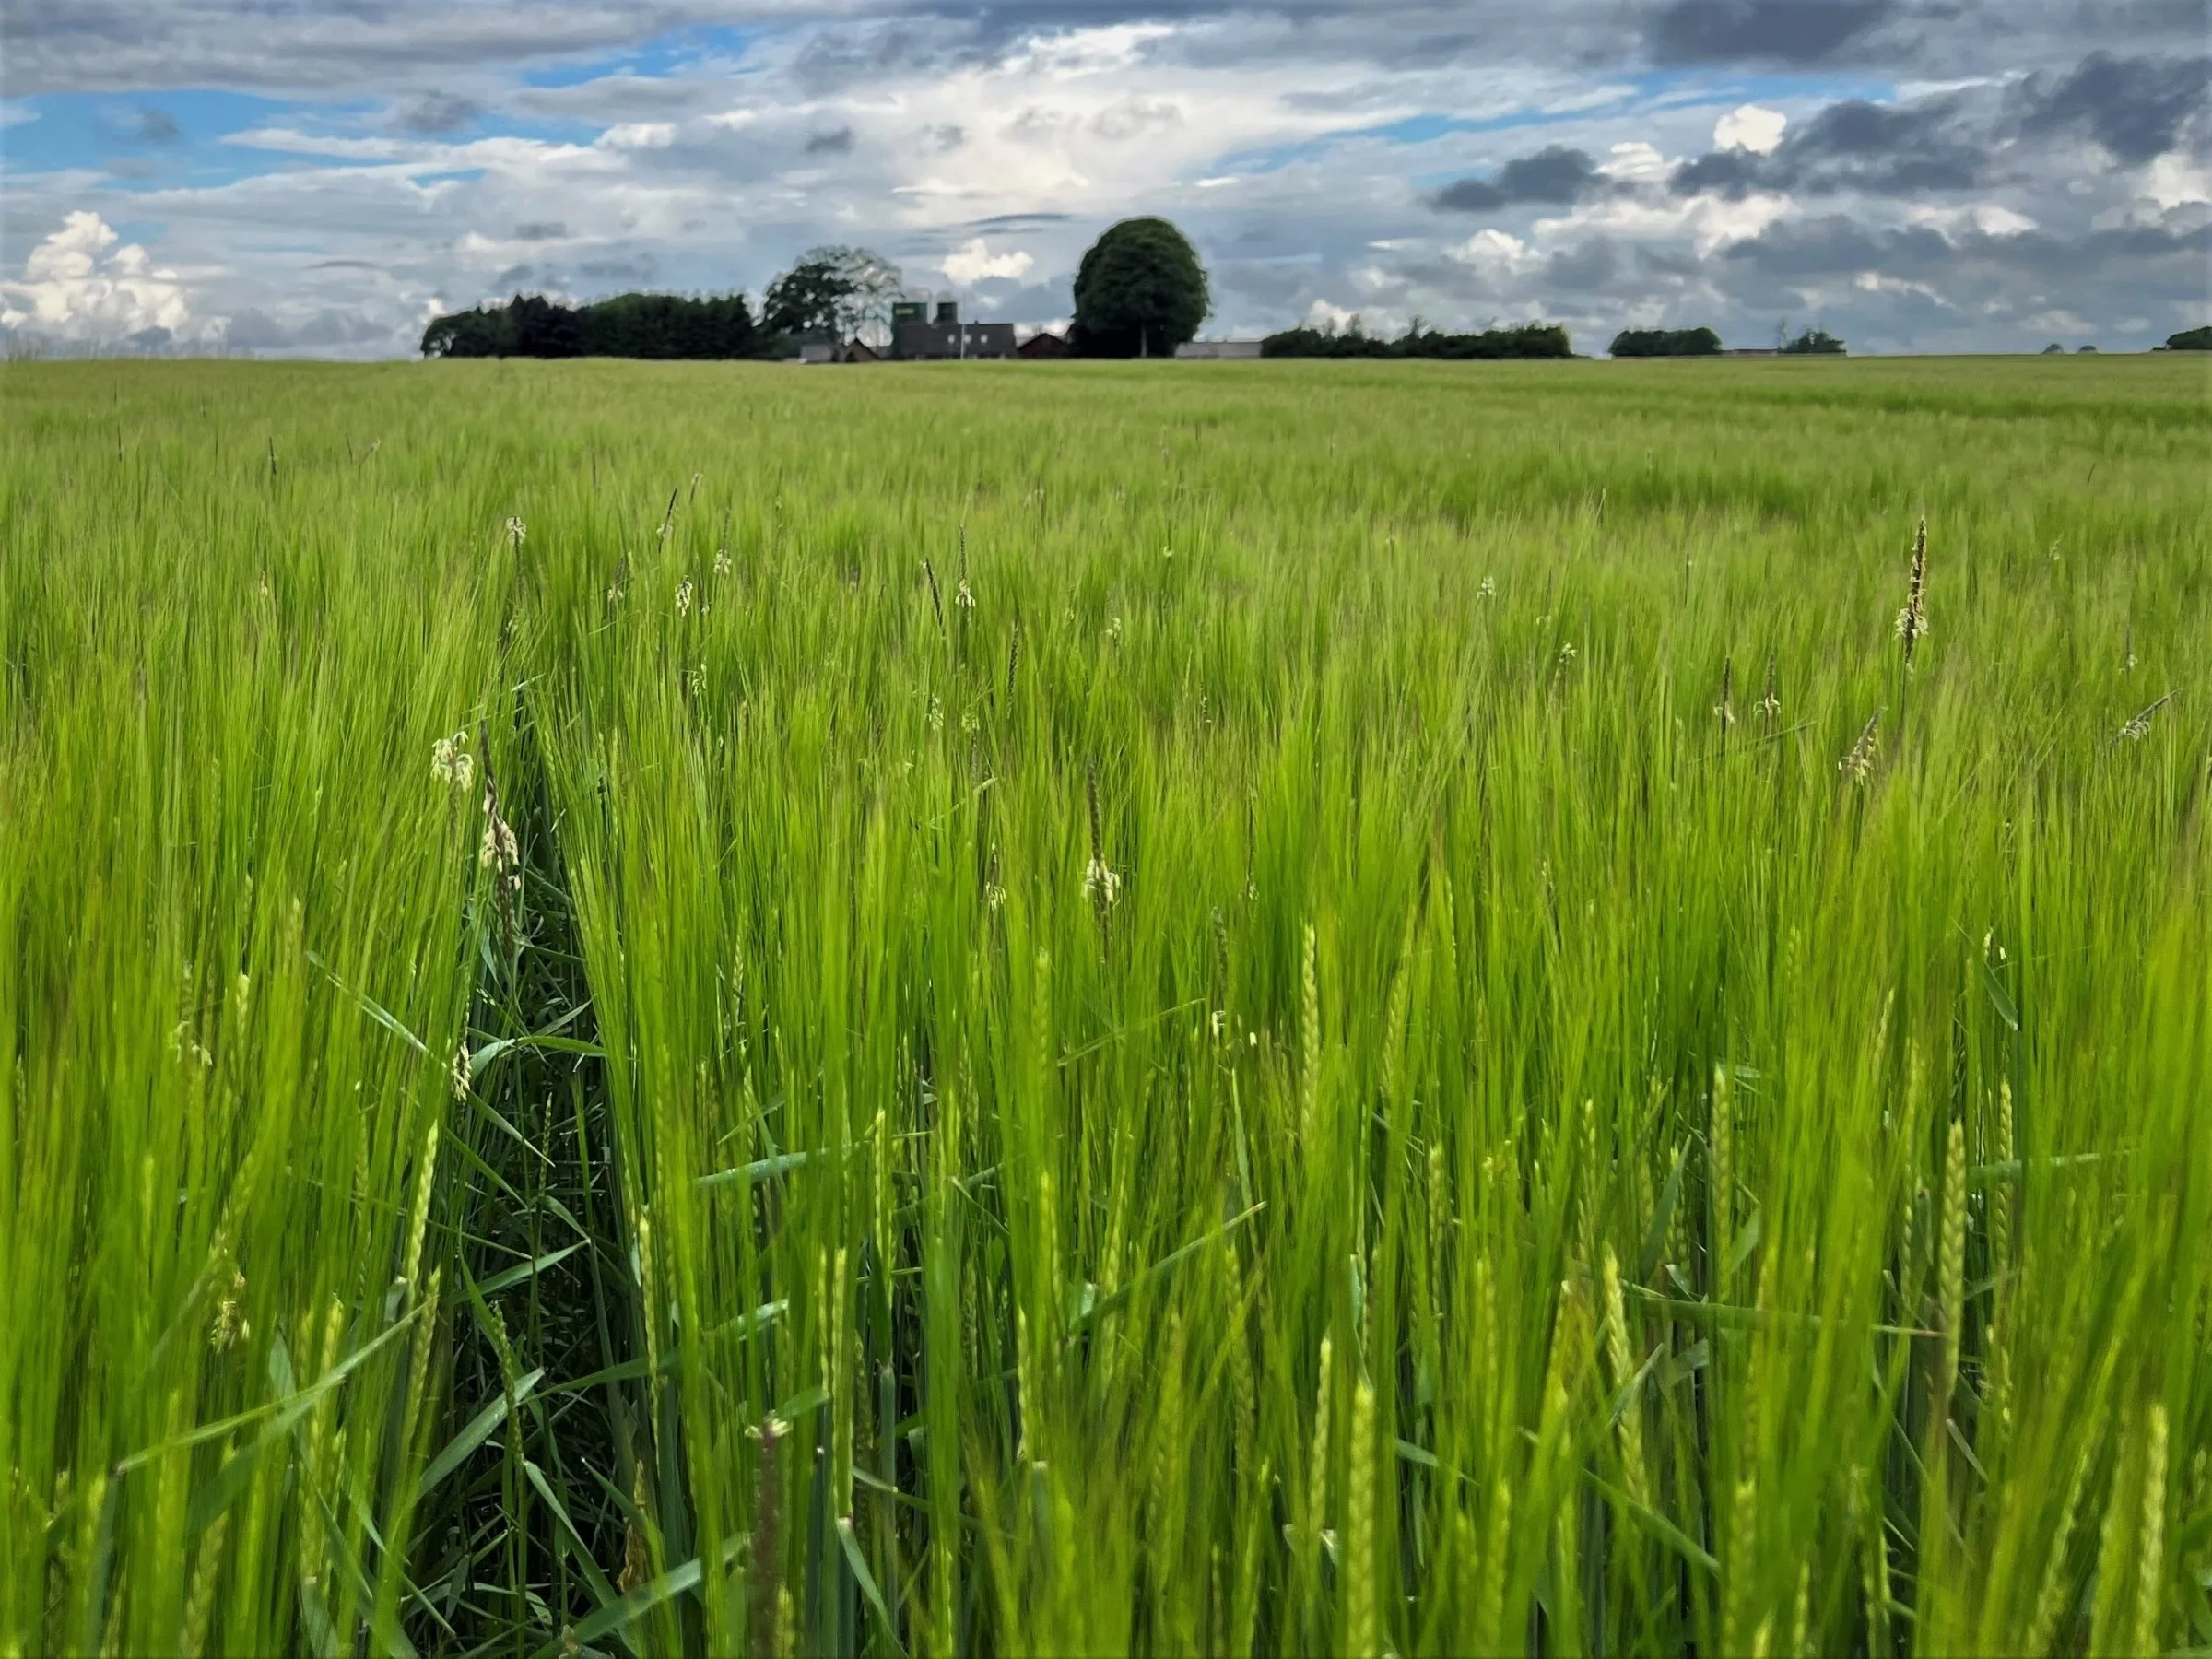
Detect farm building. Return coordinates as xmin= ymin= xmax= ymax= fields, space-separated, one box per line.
xmin=891 ymin=300 xmax=1016 ymax=360
xmin=1018 ymin=330 xmax=1068 ymax=359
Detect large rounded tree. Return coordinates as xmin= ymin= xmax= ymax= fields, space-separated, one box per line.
xmin=1070 ymin=218 xmax=1209 ymax=358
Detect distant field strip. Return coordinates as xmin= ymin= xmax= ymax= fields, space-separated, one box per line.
xmin=1 ymin=356 xmax=2206 ymax=1655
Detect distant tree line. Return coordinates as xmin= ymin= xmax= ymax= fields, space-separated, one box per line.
xmin=2164 ymin=325 xmax=2211 ymax=350
xmin=414 ymin=218 xmax=1904 ymax=368
xmin=1780 ymin=325 xmax=1847 ymax=355
xmin=422 ymin=292 xmax=758 ymax=359
xmin=1262 ymin=319 xmax=1572 ymax=359
xmin=1609 ymin=326 xmax=1720 ymax=357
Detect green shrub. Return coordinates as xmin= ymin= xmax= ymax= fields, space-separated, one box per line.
xmin=1609 ymin=326 xmax=1722 ymax=357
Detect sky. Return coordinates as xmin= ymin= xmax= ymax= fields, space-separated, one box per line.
xmin=1 ymin=0 xmax=2206 ymax=357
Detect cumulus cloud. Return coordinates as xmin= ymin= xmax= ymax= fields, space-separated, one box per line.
xmin=941 ymin=238 xmax=1035 ymax=283
xmin=1433 ymin=146 xmax=1619 ymax=212
xmin=1 ymin=6 xmax=2203 ymax=355
xmin=0 ymin=211 xmax=204 ymax=343
xmin=1675 ymin=86 xmax=1987 ymax=196
xmin=1712 ymin=104 xmax=1786 ymax=153
xmin=1446 ymin=228 xmax=1543 ymax=277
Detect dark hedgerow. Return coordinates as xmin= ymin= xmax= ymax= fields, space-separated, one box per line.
xmin=1609 ymin=326 xmax=1723 ymax=358
xmin=1261 ymin=320 xmax=1572 ymax=359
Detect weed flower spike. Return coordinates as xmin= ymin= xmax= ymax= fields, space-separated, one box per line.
xmin=2118 ymin=691 xmax=2173 ymax=743
xmin=480 ymin=783 xmax=521 ymax=892
xmin=1083 ymin=856 xmax=1122 ymax=908
xmin=430 ymin=732 xmax=475 ymax=792
xmin=1896 ymin=517 xmax=1929 ymax=666
xmin=1841 ymin=709 xmax=1881 ymax=782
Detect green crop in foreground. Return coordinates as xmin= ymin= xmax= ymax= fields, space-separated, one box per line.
xmin=1 ymin=355 xmax=2206 ymax=1656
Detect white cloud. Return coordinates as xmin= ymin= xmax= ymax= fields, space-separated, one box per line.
xmin=0 ymin=100 xmax=38 ymax=130
xmin=228 ymin=127 xmax=411 ymax=159
xmin=1973 ymin=204 xmax=2038 ymax=236
xmin=1302 ymin=298 xmax=1361 ymax=331
xmin=1599 ymin=141 xmax=1670 ymax=182
xmin=597 ymin=122 xmax=675 ymax=150
xmin=2142 ymin=152 xmax=2210 ymax=208
xmin=1854 ymin=271 xmax=1955 ymax=305
xmin=0 ymin=212 xmax=203 ymax=343
xmin=941 ymin=238 xmax=1035 ymax=284
xmin=1008 ymin=23 xmax=1177 ymax=80
xmin=1196 ymin=175 xmax=1240 ymax=188
xmin=1907 ymin=202 xmax=2040 ymax=238
xmin=1536 ymin=191 xmax=1792 ymax=255
xmin=1446 ymin=229 xmax=1540 ymax=276
xmin=1713 ymin=104 xmax=1787 ymax=155
xmin=1541 ymin=84 xmax=1638 ymax=114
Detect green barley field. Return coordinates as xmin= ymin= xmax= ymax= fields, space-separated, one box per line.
xmin=2 ymin=354 xmax=2207 ymax=1657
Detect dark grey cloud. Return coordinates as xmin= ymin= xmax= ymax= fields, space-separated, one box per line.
xmin=2016 ymin=51 xmax=2211 ymax=162
xmin=1712 ymin=212 xmax=2212 ymax=341
xmin=1728 ymin=213 xmax=2211 ymax=284
xmin=512 ymin=220 xmax=569 ymax=241
xmin=788 ymin=22 xmax=971 ymax=95
xmin=1543 ymin=236 xmax=1620 ymax=290
xmin=1213 ymin=256 xmax=1324 ymax=308
xmin=1673 ymin=51 xmax=2206 ymax=205
xmin=1646 ymin=0 xmax=1893 ymax=64
xmin=804 ymin=125 xmax=853 ymax=153
xmin=483 ymin=255 xmax=662 ymax=295
xmin=4 ymin=0 xmax=2204 ymax=100
xmin=1675 ymin=91 xmax=1986 ymax=196
xmin=962 ymin=212 xmax=1073 ymax=230
xmin=1433 ymin=145 xmax=1614 ymax=212
xmin=393 ymin=91 xmax=483 ymax=134
xmin=131 ymin=106 xmax=182 ymax=143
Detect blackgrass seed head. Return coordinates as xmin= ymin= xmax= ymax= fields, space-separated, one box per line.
xmin=2118 ymin=691 xmax=2173 ymax=743
xmin=1841 ymin=709 xmax=1881 ymax=784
